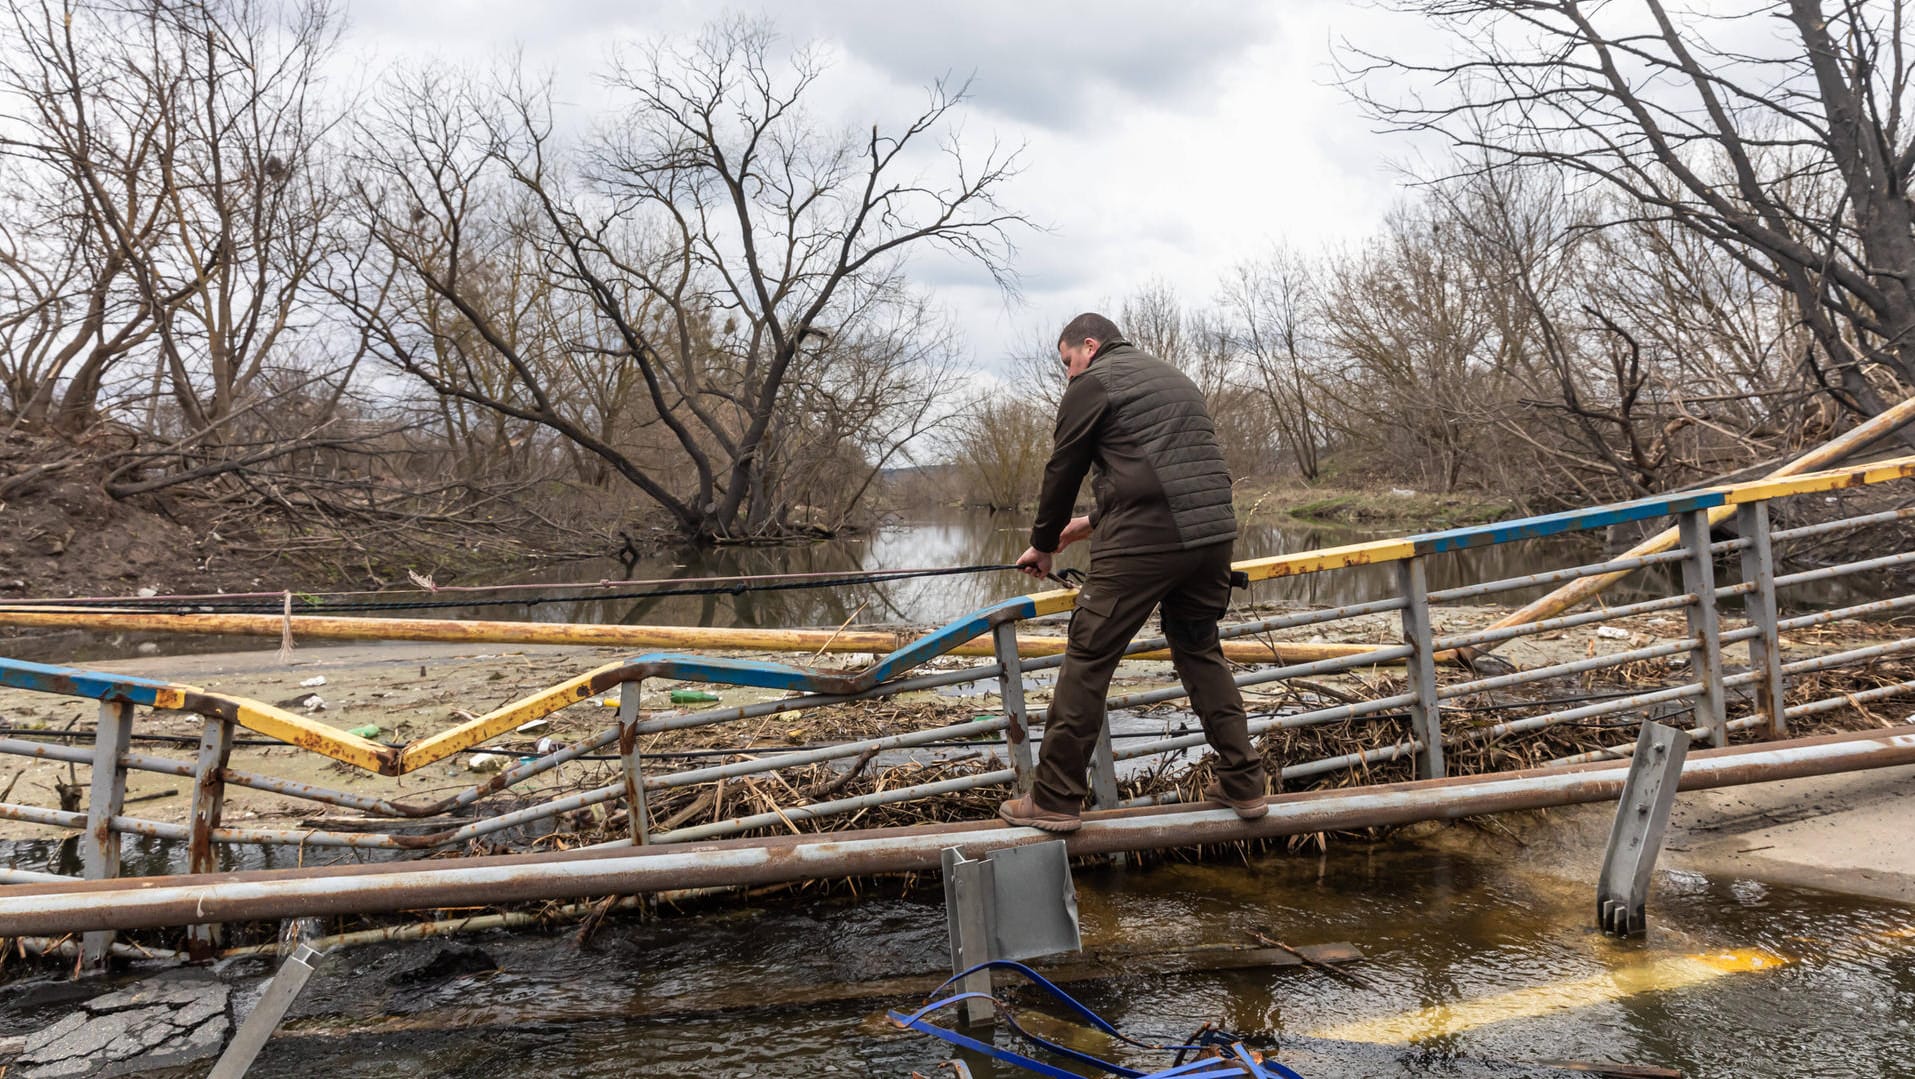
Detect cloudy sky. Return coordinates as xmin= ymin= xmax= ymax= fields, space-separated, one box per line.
xmin=343 ymin=1 xmax=1429 ymax=375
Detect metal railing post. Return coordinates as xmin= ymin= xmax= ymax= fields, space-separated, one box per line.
xmin=208 ymin=944 xmax=323 ymax=1079
xmin=942 ymin=847 xmax=997 ymax=1026
xmin=1397 ymin=556 xmax=1446 ymax=779
xmin=80 ymin=699 xmax=133 ymax=968
xmin=186 ymin=716 xmax=235 ymax=959
xmin=1736 ymin=501 xmax=1788 ymax=738
xmin=1678 ymin=509 xmax=1729 ymax=747
xmin=992 ymin=622 xmax=1035 ymax=793
xmin=618 ymin=682 xmax=651 ymax=845
xmin=1088 ymin=725 xmax=1120 ymax=811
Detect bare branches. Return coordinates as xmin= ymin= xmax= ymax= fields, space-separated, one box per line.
xmin=1348 ymin=0 xmax=1915 ymax=434
xmin=346 ymin=18 xmax=1029 ymax=544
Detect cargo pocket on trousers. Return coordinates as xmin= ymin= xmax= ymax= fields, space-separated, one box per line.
xmin=1067 ymin=586 xmax=1118 ymax=652
xmin=1072 ymin=587 xmax=1117 ymax=619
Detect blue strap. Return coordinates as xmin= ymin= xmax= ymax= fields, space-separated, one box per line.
xmin=1140 ymin=1060 xmax=1259 ymax=1078
xmin=1233 ymin=1042 xmax=1306 ymax=1079
xmin=924 ymin=962 xmax=1124 ymax=1036
xmin=896 ymin=962 xmax=1306 ymax=1079
xmin=890 ymin=994 xmax=1146 ymax=1077
xmin=887 ymin=1005 xmax=1127 ymax=1079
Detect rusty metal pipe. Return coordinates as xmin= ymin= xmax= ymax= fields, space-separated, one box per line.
xmin=7 ymin=725 xmax=1913 ymax=936
xmin=1433 ymin=593 xmax=1696 ymax=652
xmin=0 ymin=607 xmax=1350 ymax=665
xmin=1770 ymin=504 xmax=1915 ymax=542
xmin=1113 ymin=693 xmax=1420 ymax=763
xmin=1427 ymin=548 xmax=1693 ymax=604
xmin=1442 ymin=638 xmax=1698 ymax=698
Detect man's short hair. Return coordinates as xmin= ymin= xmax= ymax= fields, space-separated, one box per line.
xmin=1057 ymin=312 xmax=1122 ymax=349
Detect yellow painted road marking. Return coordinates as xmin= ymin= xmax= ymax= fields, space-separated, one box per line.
xmin=1308 ymin=949 xmax=1786 ymax=1044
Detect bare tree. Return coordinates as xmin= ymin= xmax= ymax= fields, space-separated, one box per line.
xmin=0 ymin=0 xmax=348 ymax=444
xmin=345 ymin=20 xmax=1026 ymax=544
xmin=1315 ymin=203 xmax=1504 ymax=492
xmin=1221 ymin=247 xmax=1326 ymax=479
xmin=951 ymin=385 xmax=1052 ymax=511
xmin=1347 ymin=0 xmax=1915 ymax=438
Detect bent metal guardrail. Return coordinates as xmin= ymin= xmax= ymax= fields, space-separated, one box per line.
xmin=5 ymin=455 xmax=1915 ymax=963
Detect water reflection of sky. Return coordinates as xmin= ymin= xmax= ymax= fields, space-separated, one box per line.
xmin=457 ymin=509 xmax=1633 ymax=631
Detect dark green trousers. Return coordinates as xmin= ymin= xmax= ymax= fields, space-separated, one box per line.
xmin=1032 ymin=542 xmax=1267 ymax=812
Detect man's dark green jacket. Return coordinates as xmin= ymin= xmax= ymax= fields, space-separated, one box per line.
xmin=1029 ymin=340 xmax=1238 ymax=558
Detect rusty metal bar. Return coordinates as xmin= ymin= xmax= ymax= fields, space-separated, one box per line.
xmin=1769 ymin=504 xmax=1915 ymax=543
xmin=617 ymin=683 xmax=650 ymax=846
xmin=1679 ymin=510 xmax=1729 ymax=747
xmin=1425 ymin=548 xmax=1691 ymax=604
xmin=1785 ymin=676 xmax=1915 ymax=720
xmin=1282 ymin=740 xmax=1420 ymax=782
xmin=1773 ymin=548 xmax=1915 ymax=588
xmin=1398 ymin=556 xmax=1444 ymax=779
xmin=994 ymin=622 xmax=1035 ymax=793
xmin=0 ymin=867 xmax=77 ymax=884
xmin=1432 ymin=593 xmax=1696 ymax=653
xmin=0 ymin=737 xmax=93 ymax=765
xmin=1736 ymin=502 xmax=1787 ymax=738
xmin=1105 ymin=645 xmax=1414 ymax=714
xmin=80 ymin=699 xmax=133 ymax=967
xmin=187 ymin=716 xmax=235 ymax=957
xmin=1776 ymin=591 xmax=1915 ymax=631
xmin=1113 ymin=693 xmax=1420 ymax=763
xmin=1441 ymin=639 xmax=1698 ymax=699
xmin=0 ymin=802 xmax=86 ymax=829
xmin=654 ymin=766 xmax=1020 ymax=844
xmin=7 ymin=726 xmax=1915 ymax=936
xmin=1783 ymin=636 xmax=1915 ymax=676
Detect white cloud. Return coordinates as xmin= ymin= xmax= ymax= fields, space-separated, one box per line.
xmin=339 ymin=0 xmax=1423 ymax=373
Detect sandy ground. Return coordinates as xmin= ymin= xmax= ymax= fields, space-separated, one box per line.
xmin=0 ymin=602 xmax=1907 ymax=906
xmin=1455 ymin=763 xmax=1915 ymax=912
xmin=1660 ymin=764 xmax=1915 ymax=903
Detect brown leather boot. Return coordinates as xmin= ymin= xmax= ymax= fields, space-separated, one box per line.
xmin=998 ymin=794 xmax=1082 ymax=833
xmin=1204 ymin=782 xmax=1268 ymax=820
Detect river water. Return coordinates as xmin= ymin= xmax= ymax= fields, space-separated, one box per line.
xmin=443 ymin=510 xmax=1626 ymax=631
xmin=11 ymin=834 xmax=1900 ymax=1078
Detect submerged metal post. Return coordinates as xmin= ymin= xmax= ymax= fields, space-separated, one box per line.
xmin=187 ymin=716 xmax=235 ymax=959
xmin=208 ymin=943 xmax=322 ymax=1079
xmin=1597 ymin=721 xmax=1691 ymax=937
xmin=942 ymin=841 xmax=1080 ymax=1027
xmin=1678 ymin=509 xmax=1728 ymax=747
xmin=617 ymin=682 xmax=651 ymax=846
xmin=1397 ymin=556 xmax=1446 ymax=779
xmin=1736 ymin=502 xmax=1788 ymax=738
xmin=942 ymin=847 xmax=996 ymax=1026
xmin=993 ymin=622 xmax=1035 ymax=793
xmin=80 ymin=699 xmax=133 ymax=969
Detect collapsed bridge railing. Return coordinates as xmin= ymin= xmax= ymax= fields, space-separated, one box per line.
xmin=4 ymin=454 xmax=1915 ymax=963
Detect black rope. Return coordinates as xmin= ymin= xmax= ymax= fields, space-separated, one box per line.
xmin=0 ymin=563 xmax=1027 ymax=616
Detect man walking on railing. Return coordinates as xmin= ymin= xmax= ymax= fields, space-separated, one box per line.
xmin=1001 ymin=313 xmax=1269 ymax=833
